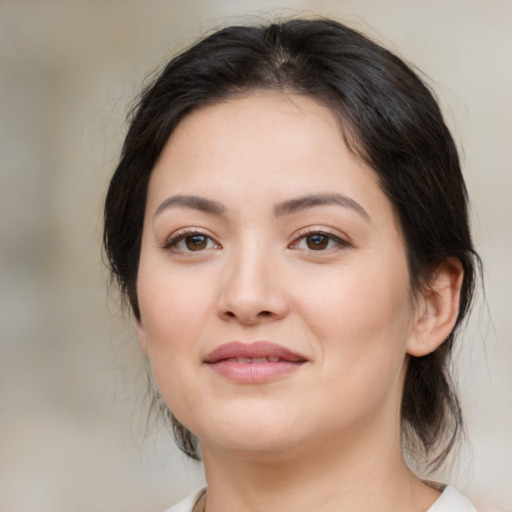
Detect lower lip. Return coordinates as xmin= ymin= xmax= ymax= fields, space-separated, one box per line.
xmin=206 ymin=360 xmax=305 ymax=383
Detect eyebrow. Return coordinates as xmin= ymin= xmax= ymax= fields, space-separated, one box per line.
xmin=274 ymin=193 xmax=371 ymax=221
xmin=153 ymin=192 xmax=370 ymax=221
xmin=154 ymin=195 xmax=226 ymax=218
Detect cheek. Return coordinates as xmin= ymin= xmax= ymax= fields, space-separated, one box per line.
xmin=302 ymin=262 xmax=412 ymax=338
xmin=298 ymin=273 xmax=413 ymax=429
xmin=136 ymin=264 xmax=215 ymax=403
xmin=137 ymin=261 xmax=214 ymax=345
xmin=296 ymin=259 xmax=414 ymax=392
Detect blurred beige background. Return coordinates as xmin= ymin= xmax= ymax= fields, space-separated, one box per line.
xmin=0 ymin=0 xmax=510 ymax=511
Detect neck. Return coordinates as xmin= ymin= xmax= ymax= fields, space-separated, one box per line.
xmin=200 ymin=422 xmax=439 ymax=512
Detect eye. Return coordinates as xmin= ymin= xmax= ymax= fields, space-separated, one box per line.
xmin=305 ymin=233 xmax=330 ymax=250
xmin=290 ymin=230 xmax=349 ymax=252
xmin=164 ymin=231 xmax=220 ymax=253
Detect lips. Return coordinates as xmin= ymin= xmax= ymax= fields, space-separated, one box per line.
xmin=204 ymin=341 xmax=307 ymax=363
xmin=203 ymin=341 xmax=308 ymax=383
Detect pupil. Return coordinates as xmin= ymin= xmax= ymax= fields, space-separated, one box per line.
xmin=307 ymin=234 xmax=328 ymax=250
xmin=186 ymin=235 xmax=207 ymax=251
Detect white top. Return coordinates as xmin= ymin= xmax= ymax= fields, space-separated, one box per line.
xmin=164 ymin=485 xmax=476 ymax=511
xmin=427 ymin=485 xmax=477 ymax=511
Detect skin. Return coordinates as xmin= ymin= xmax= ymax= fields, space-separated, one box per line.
xmin=136 ymin=92 xmax=463 ymax=511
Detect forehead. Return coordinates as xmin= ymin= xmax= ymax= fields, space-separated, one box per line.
xmin=146 ymin=92 xmax=393 ymax=223
xmin=153 ymin=93 xmax=358 ymax=178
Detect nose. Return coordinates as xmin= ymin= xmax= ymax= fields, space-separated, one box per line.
xmin=217 ymin=245 xmax=289 ymax=325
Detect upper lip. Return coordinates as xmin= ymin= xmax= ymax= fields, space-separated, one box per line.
xmin=203 ymin=341 xmax=308 ymax=363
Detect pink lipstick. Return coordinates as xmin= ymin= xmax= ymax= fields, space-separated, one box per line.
xmin=203 ymin=341 xmax=307 ymax=383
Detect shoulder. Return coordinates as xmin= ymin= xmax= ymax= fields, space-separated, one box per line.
xmin=163 ymin=488 xmax=206 ymax=512
xmin=427 ymin=485 xmax=477 ymax=512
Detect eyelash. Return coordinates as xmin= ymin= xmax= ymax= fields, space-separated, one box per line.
xmin=162 ymin=229 xmax=221 ymax=253
xmin=162 ymin=228 xmax=350 ymax=254
xmin=289 ymin=229 xmax=350 ymax=252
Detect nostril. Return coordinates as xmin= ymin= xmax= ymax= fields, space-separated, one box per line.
xmin=223 ymin=310 xmax=273 ymax=321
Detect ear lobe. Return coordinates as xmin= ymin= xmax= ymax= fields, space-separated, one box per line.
xmin=406 ymin=258 xmax=464 ymax=357
xmin=135 ymin=316 xmax=149 ymax=354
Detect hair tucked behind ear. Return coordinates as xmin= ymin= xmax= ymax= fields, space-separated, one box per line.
xmin=104 ymin=17 xmax=480 ymax=469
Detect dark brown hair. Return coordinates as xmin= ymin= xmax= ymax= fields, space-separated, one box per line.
xmin=104 ymin=18 xmax=479 ymax=471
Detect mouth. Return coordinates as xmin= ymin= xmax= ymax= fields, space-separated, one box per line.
xmin=203 ymin=341 xmax=308 ymax=383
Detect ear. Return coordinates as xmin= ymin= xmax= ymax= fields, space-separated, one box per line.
xmin=406 ymin=258 xmax=464 ymax=357
xmin=135 ymin=315 xmax=149 ymax=354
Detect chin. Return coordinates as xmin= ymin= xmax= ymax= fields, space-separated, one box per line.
xmin=202 ymin=429 xmax=306 ymax=460
xmin=191 ymin=403 xmax=317 ymax=459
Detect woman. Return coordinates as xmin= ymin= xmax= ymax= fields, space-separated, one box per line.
xmin=104 ymin=18 xmax=479 ymax=511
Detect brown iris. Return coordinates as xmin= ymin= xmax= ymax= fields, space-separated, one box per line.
xmin=306 ymin=234 xmax=329 ymax=250
xmin=185 ymin=235 xmax=208 ymax=251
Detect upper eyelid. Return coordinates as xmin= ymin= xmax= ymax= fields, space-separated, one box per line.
xmin=162 ymin=228 xmax=219 ymax=249
xmin=291 ymin=226 xmax=350 ymax=242
xmin=167 ymin=227 xmax=211 ymax=238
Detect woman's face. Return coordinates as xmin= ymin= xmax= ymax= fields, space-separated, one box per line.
xmin=136 ymin=92 xmax=421 ymax=457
